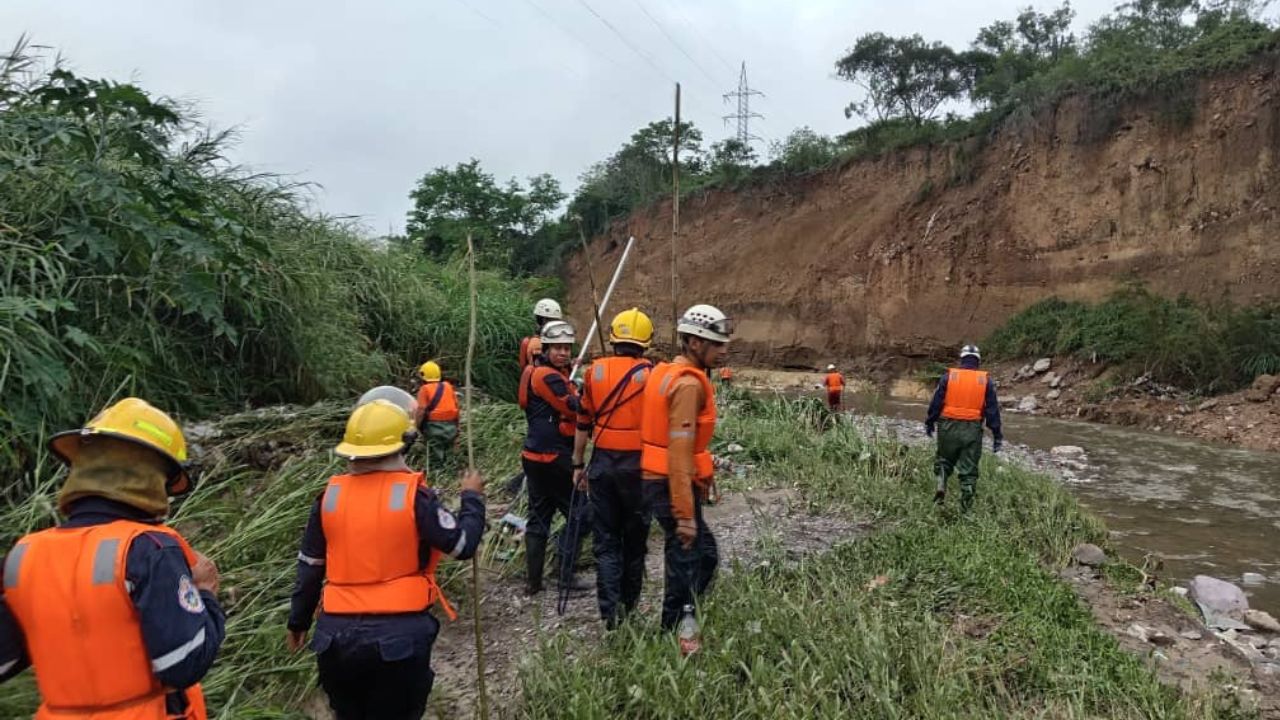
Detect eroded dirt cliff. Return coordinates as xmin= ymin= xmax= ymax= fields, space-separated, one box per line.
xmin=564 ymin=55 xmax=1280 ymax=365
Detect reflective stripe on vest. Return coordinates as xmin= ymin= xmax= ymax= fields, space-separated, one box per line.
xmin=941 ymin=368 xmax=988 ymax=421
xmin=585 ymin=357 xmax=650 ymax=452
xmin=320 ymin=470 xmax=454 ymax=619
xmin=639 ymin=362 xmax=717 ymax=481
xmin=4 ymin=521 xmax=207 ymax=719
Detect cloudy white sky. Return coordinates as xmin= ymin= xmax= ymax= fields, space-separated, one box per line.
xmin=3 ymin=0 xmax=1119 ymax=233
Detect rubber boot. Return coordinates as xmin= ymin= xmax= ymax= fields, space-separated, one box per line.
xmin=934 ymin=472 xmax=947 ymax=504
xmin=525 ymin=533 xmax=547 ymax=595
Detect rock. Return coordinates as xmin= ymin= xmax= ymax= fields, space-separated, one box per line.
xmin=1046 ymin=389 xmax=1062 ymax=400
xmin=1050 ymin=375 xmax=1063 ymax=389
xmin=1179 ymin=629 xmax=1203 ymax=640
xmin=1244 ymin=374 xmax=1280 ymax=402
xmin=1051 ymin=445 xmax=1086 ymax=458
xmin=1148 ymin=631 xmax=1176 ymax=647
xmin=1017 ymin=395 xmax=1039 ymax=412
xmin=1171 ymin=586 xmax=1189 ymax=598
xmin=1033 ymin=358 xmax=1052 ymax=373
xmin=1196 ymin=398 xmax=1220 ymax=412
xmin=724 ymin=443 xmax=745 ymax=454
xmin=1072 ymin=543 xmax=1107 ymax=567
xmin=1242 ymin=572 xmax=1267 ymax=586
xmin=1041 ymin=371 xmax=1058 ymax=385
xmin=1016 ymin=364 xmax=1034 ymax=379
xmin=1125 ymin=623 xmax=1151 ymax=642
xmin=1245 ymin=609 xmax=1280 ymax=633
xmin=1188 ymin=575 xmax=1250 ymax=629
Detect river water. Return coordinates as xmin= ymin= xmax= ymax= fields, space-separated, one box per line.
xmin=838 ymin=392 xmax=1280 ymax=613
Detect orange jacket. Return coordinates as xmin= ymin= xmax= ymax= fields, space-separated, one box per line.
xmin=940 ymin=368 xmax=989 ymax=421
xmin=718 ymin=367 xmax=733 ymax=381
xmin=518 ymin=336 xmax=542 ymax=370
xmin=415 ymin=381 xmax=459 ymax=423
xmin=4 ymin=521 xmax=208 ymax=720
xmin=319 ymin=470 xmax=454 ymax=619
xmin=640 ymin=361 xmax=717 ymax=483
xmin=518 ymin=363 xmax=579 ymax=462
xmin=824 ymin=372 xmax=845 ymax=392
xmin=579 ymin=356 xmax=651 ymax=452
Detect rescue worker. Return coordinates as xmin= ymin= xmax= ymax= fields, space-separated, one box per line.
xmin=641 ymin=304 xmax=732 ymax=629
xmin=572 ymin=308 xmax=654 ymax=628
xmin=519 ymin=320 xmax=589 ymax=595
xmin=518 ymin=298 xmax=563 ymax=371
xmin=924 ymin=344 xmax=1003 ymax=512
xmin=717 ymin=366 xmax=734 ymax=386
xmin=286 ymin=398 xmax=485 ymax=719
xmin=414 ymin=361 xmax=460 ymax=469
xmin=0 ymin=398 xmax=225 ymax=719
xmin=823 ymin=364 xmax=846 ymax=411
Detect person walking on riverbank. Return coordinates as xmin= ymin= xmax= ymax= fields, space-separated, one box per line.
xmin=925 ymin=345 xmax=1003 ymax=512
xmin=823 ymin=364 xmax=846 ymax=411
xmin=286 ymin=399 xmax=485 ymax=719
xmin=573 ymin=308 xmax=654 ymax=628
xmin=0 ymin=398 xmax=225 ymax=719
xmin=414 ymin=361 xmax=459 ymax=469
xmin=642 ymin=304 xmax=732 ymax=630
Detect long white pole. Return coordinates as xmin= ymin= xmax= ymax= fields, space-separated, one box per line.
xmin=572 ymin=235 xmax=636 ymax=380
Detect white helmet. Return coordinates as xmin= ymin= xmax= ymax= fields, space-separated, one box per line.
xmin=533 ymin=298 xmax=563 ymax=322
xmin=356 ymin=385 xmax=418 ymax=418
xmin=826 ymin=364 xmax=837 ymax=371
xmin=677 ymin=304 xmax=733 ymax=343
xmin=960 ymin=344 xmax=981 ymax=360
xmin=540 ymin=320 xmax=576 ymax=345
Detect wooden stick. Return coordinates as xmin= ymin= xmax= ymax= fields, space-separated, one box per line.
xmin=670 ymin=82 xmax=681 ymax=352
xmin=464 ymin=233 xmax=489 ymax=720
xmin=577 ymin=219 xmax=609 ymax=357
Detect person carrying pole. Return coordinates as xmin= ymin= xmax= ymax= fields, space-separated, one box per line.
xmin=0 ymin=398 xmax=225 ymax=719
xmin=572 ymin=308 xmax=654 ymax=628
xmin=285 ymin=398 xmax=486 ymax=719
xmin=518 ymin=321 xmax=589 ymax=596
xmin=414 ymin=361 xmax=460 ymax=470
xmin=823 ymin=364 xmax=846 ymax=411
xmin=925 ymin=344 xmax=1003 ymax=512
xmin=641 ymin=304 xmax=733 ymax=630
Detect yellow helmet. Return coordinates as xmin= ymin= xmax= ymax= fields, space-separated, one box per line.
xmin=419 ymin=361 xmax=442 ymax=382
xmin=334 ymin=399 xmax=416 ymax=460
xmin=609 ymin=308 xmax=653 ymax=348
xmin=48 ymin=397 xmax=193 ymax=494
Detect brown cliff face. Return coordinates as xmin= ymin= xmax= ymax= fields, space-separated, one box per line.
xmin=564 ymin=55 xmax=1280 ymax=366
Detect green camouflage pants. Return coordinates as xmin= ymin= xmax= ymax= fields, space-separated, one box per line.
xmin=935 ymin=419 xmax=983 ymax=512
xmin=423 ymin=420 xmax=459 ymax=471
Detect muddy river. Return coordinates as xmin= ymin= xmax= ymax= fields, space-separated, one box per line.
xmin=830 ymin=389 xmax=1277 ymax=612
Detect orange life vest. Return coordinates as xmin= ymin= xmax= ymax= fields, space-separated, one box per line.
xmin=824 ymin=372 xmax=845 ymax=391
xmin=3 ymin=521 xmax=208 ymax=720
xmin=640 ymin=362 xmax=717 ymax=482
xmin=940 ymin=368 xmax=989 ymax=421
xmin=319 ymin=470 xmax=455 ymax=620
xmin=416 ymin=381 xmax=459 ymax=423
xmin=518 ymin=336 xmax=542 ymax=370
xmin=718 ymin=367 xmax=733 ymax=381
xmin=583 ymin=356 xmax=651 ymax=452
xmin=518 ymin=365 xmax=577 ymax=438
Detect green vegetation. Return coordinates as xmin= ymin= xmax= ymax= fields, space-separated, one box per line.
xmin=985 ymin=287 xmax=1280 ymax=392
xmin=0 ymin=41 xmax=535 ymax=482
xmin=520 ymin=392 xmax=1251 ymax=719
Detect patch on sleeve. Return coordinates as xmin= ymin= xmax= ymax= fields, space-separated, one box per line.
xmin=437 ymin=507 xmax=458 ymax=529
xmin=177 ymin=575 xmax=205 ymax=614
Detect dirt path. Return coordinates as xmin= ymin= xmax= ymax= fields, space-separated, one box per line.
xmin=419 ymin=488 xmax=866 ymax=720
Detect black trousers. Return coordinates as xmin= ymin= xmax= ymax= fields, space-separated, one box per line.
xmin=589 ymin=455 xmax=650 ymax=626
xmin=644 ymin=480 xmax=719 ymax=629
xmin=522 ymin=455 xmax=589 ymax=589
xmin=314 ymin=616 xmax=438 ymax=720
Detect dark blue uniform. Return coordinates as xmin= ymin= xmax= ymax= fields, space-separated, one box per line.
xmin=0 ymin=498 xmax=226 ymax=712
xmin=288 ymin=485 xmax=484 ymax=720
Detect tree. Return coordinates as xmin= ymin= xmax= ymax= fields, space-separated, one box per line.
xmin=403 ymin=159 xmax=563 ymax=272
xmin=835 ymin=33 xmax=972 ymax=124
xmin=707 ymin=138 xmax=757 ymax=184
xmin=969 ymin=3 xmax=1078 ymax=107
xmin=768 ymin=128 xmax=837 ymax=173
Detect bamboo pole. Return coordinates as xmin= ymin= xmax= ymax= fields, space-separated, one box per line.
xmin=464 ymin=233 xmax=489 ymax=720
xmin=576 ymin=219 xmax=609 ymax=358
xmin=670 ymin=83 xmax=681 ymax=352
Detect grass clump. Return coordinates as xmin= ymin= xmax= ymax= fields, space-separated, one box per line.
xmin=985 ymin=286 xmax=1280 ymax=393
xmin=518 ymin=394 xmax=1253 ymax=719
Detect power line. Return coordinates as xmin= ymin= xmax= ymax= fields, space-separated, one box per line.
xmin=629 ymin=0 xmax=724 ymax=91
xmin=661 ymin=0 xmax=737 ymax=75
xmin=571 ymin=0 xmax=678 ymax=86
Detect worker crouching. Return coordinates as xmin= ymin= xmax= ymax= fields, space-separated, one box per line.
xmin=286 ymin=398 xmax=486 ymax=720
xmin=573 ymin=308 xmax=654 ymax=628
xmin=641 ymin=304 xmax=732 ymax=629
xmin=925 ymin=345 xmax=1003 ymax=512
xmin=0 ymin=398 xmax=225 ymax=719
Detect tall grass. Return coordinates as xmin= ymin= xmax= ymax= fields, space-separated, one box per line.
xmin=985 ymin=286 xmax=1280 ymax=393
xmin=0 ymin=42 xmax=533 ymax=484
xmin=519 ymin=393 xmax=1252 ymax=719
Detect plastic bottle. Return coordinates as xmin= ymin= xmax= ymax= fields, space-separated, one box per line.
xmin=677 ymin=604 xmax=701 ymax=656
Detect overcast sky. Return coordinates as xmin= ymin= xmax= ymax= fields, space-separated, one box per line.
xmin=4 ymin=0 xmax=1119 ymax=234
